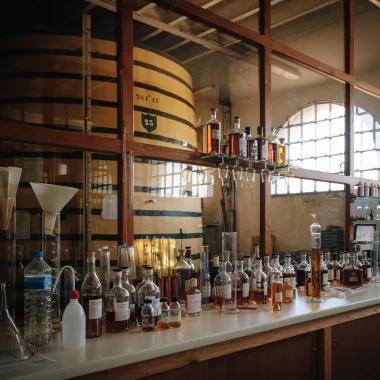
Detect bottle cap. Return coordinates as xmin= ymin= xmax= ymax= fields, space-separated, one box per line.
xmin=120 ymin=266 xmax=130 ymax=270
xmin=160 ymin=297 xmax=167 ymax=302
xmin=145 ymin=266 xmax=154 ymax=270
xmin=33 ymin=251 xmax=44 ymax=259
xmin=144 ymin=299 xmax=153 ymax=304
xmin=284 ymin=278 xmax=290 ymax=283
xmin=185 ymin=246 xmax=191 ymax=249
xmin=190 ymin=278 xmax=197 ymax=287
xmin=113 ymin=268 xmax=122 ymax=273
xmin=171 ymin=296 xmax=179 ymax=302
xmin=245 ymin=126 xmax=251 ymax=135
xmin=69 ymin=290 xmax=80 ymax=299
xmin=210 ymin=107 xmax=217 ymax=112
xmin=279 ymin=138 xmax=285 ymax=144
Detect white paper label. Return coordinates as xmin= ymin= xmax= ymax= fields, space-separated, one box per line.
xmin=328 ymin=269 xmax=334 ymax=281
xmin=216 ymin=285 xmax=231 ymax=299
xmin=115 ymin=301 xmax=129 ymax=321
xmin=187 ymin=293 xmax=201 ymax=314
xmin=322 ymin=273 xmax=329 ymax=285
xmin=290 ymin=277 xmax=296 ymax=289
xmin=349 ymin=276 xmax=358 ymax=282
xmin=264 ymin=282 xmax=268 ymax=296
xmin=274 ymin=292 xmax=282 ymax=302
xmin=261 ymin=142 xmax=268 ymax=160
xmin=212 ymin=129 xmax=221 ymax=140
xmin=307 ymin=283 xmax=312 ymax=296
xmin=185 ymin=280 xmax=191 ymax=292
xmin=170 ymin=315 xmax=181 ymax=322
xmin=239 ymin=138 xmax=247 ymax=156
xmin=242 ymin=283 xmax=249 ymax=297
xmin=336 ymin=270 xmax=340 ymax=280
xmin=201 ymin=283 xmax=211 ymax=297
xmin=285 ymin=290 xmax=293 ymax=298
xmin=367 ymin=268 xmax=372 ymax=279
xmin=89 ymin=299 xmax=102 ymax=319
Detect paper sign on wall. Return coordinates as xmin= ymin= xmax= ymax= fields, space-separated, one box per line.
xmin=102 ymin=194 xmax=118 ymax=220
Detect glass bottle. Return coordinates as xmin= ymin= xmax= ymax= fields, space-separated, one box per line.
xmin=186 ymin=278 xmax=201 ymax=316
xmin=232 ymin=259 xmax=249 ymax=305
xmin=135 ymin=265 xmax=149 ymax=295
xmin=325 ymin=251 xmax=334 ymax=284
xmin=306 ymin=272 xmax=312 ymax=296
xmin=245 ymin=126 xmax=258 ymax=160
xmin=296 ymin=252 xmax=310 ymax=289
xmin=320 ymin=253 xmax=329 ymax=290
xmin=282 ymin=255 xmax=296 ymax=297
xmin=272 ymin=254 xmax=284 ymax=273
xmin=197 ymin=246 xmax=211 ymax=308
xmin=137 ymin=266 xmax=160 ymax=325
xmin=121 ymin=266 xmax=137 ymax=328
xmin=376 ymin=202 xmax=380 ymax=219
xmin=251 ymin=258 xmax=268 ymax=304
xmin=282 ymin=278 xmax=293 ymax=303
xmin=185 ymin=246 xmax=196 ymax=278
xmin=225 ymin=251 xmax=233 ymax=278
xmin=81 ymin=251 xmax=102 ymax=338
xmin=253 ymin=244 xmax=260 ymax=259
xmin=141 ymin=299 xmax=155 ymax=332
xmin=106 ymin=269 xmax=130 ymax=333
xmin=278 ymin=138 xmax=286 ymax=165
xmin=338 ymin=252 xmax=345 ymax=266
xmin=210 ymin=255 xmax=220 ymax=303
xmin=268 ymin=127 xmax=278 ymax=164
xmin=309 ymin=214 xmax=324 ymax=302
xmin=169 ymin=296 xmax=181 ymax=328
xmin=228 ymin=116 xmax=247 ymax=157
xmin=271 ymin=273 xmax=283 ymax=311
xmin=206 ymin=107 xmax=221 ymax=154
xmin=263 ymin=255 xmax=273 ymax=276
xmin=341 ymin=256 xmax=363 ymax=289
xmin=221 ymin=134 xmax=228 ymax=155
xmin=256 ymin=125 xmax=268 ymax=161
xmin=174 ymin=249 xmax=191 ymax=314
xmin=268 ymin=257 xmax=283 ymax=301
xmin=362 ymin=250 xmax=372 ymax=284
xmin=243 ymin=255 xmax=254 ymax=278
xmin=331 ymin=253 xmax=342 ymax=286
xmin=213 ymin=260 xmax=232 ymax=310
xmin=157 ymin=298 xmax=170 ymax=330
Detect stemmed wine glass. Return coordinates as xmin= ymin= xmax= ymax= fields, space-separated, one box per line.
xmin=261 ymin=161 xmax=271 ymax=183
xmin=245 ymin=160 xmax=256 ymax=188
xmin=218 ymin=155 xmax=229 ymax=186
xmin=271 ymin=163 xmax=281 ymax=185
xmin=232 ymin=158 xmax=243 ymax=188
xmin=284 ymin=164 xmax=295 ymax=186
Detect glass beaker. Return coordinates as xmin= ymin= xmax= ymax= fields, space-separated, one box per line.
xmin=117 ymin=244 xmax=137 ymax=282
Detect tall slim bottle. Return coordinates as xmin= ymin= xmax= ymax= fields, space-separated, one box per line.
xmin=206 ymin=108 xmax=221 ymax=154
xmin=81 ymin=252 xmax=102 ymax=338
xmin=256 ymin=126 xmax=268 ymax=161
xmin=277 ymin=138 xmax=286 ymax=165
xmin=228 ymin=116 xmax=247 ymax=157
xmin=309 ymin=215 xmax=324 ymax=303
xmin=245 ymin=127 xmax=258 ymax=159
xmin=174 ymin=249 xmax=191 ymax=314
xmin=267 ymin=127 xmax=278 ymax=164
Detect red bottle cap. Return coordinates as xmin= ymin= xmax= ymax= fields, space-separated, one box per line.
xmin=69 ymin=290 xmax=80 ymax=299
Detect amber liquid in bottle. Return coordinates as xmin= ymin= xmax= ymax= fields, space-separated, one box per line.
xmin=213 ymin=295 xmax=222 ymax=310
xmin=253 ymin=289 xmax=267 ymax=304
xmin=142 ymin=325 xmax=155 ymax=332
xmin=169 ymin=321 xmax=181 ymax=328
xmin=311 ymin=248 xmax=321 ymax=299
xmin=341 ymin=267 xmax=363 ymax=288
xmin=278 ymin=138 xmax=286 ymax=165
xmin=296 ymin=269 xmax=307 ymax=288
xmin=81 ymin=295 xmax=103 ymax=338
xmin=282 ymin=273 xmax=296 ymax=298
xmin=228 ymin=133 xmax=241 ymax=156
xmin=282 ymin=282 xmax=293 ymax=303
xmin=206 ymin=108 xmax=221 ymax=154
xmin=271 ymin=282 xmax=283 ymax=311
xmin=105 ymin=311 xmax=130 ymax=333
xmin=268 ymin=143 xmax=278 ymax=163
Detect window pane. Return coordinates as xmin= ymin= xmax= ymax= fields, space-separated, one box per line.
xmin=289 ymin=143 xmax=301 ymax=160
xmin=317 ymin=103 xmax=330 ymax=121
xmin=362 ymin=151 xmax=378 ymax=170
xmin=354 ymin=133 xmax=362 ymax=152
xmin=361 ymin=114 xmax=374 ymax=132
xmin=331 ymin=117 xmax=345 ymax=136
xmin=331 ymin=155 xmax=344 ymax=173
xmin=331 ymin=183 xmax=344 ymax=191
xmin=303 ymin=105 xmax=315 ymax=123
xmin=316 ymin=181 xmax=329 ymax=192
xmin=302 ymin=158 xmax=315 ymax=170
xmin=303 ymin=123 xmax=315 ymax=141
xmin=362 ymin=131 xmax=375 ymax=151
xmin=354 ymin=115 xmax=363 ymax=132
xmin=289 ymin=178 xmax=301 ymax=194
xmin=354 ymin=153 xmax=362 ymax=171
xmin=302 ymin=141 xmax=315 ymax=158
xmin=331 ymin=103 xmax=345 ymax=118
xmin=277 ymin=179 xmax=288 ymax=194
xmin=289 ymin=126 xmax=301 ymax=142
xmin=289 ymin=111 xmax=301 ymax=125
xmin=316 ymin=139 xmax=329 ymax=157
xmin=362 ymin=170 xmax=379 ymax=181
xmin=331 ymin=136 xmax=345 ymax=155
xmin=302 ymin=180 xmax=315 ymax=193
xmin=316 ymin=121 xmax=329 ymax=139
xmin=316 ymin=157 xmax=329 ymax=172
xmin=376 ymin=131 xmax=380 ymax=149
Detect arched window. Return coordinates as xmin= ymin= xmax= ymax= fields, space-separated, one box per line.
xmin=273 ymin=101 xmax=380 ymax=195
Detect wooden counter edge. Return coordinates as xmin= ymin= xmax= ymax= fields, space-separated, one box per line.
xmin=75 ymin=304 xmax=380 ymax=380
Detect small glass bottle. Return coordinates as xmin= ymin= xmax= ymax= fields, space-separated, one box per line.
xmin=362 ymin=250 xmax=372 ymax=284
xmin=320 ymin=253 xmax=329 ymax=290
xmin=157 ymin=298 xmax=170 ymax=330
xmin=331 ymin=253 xmax=342 ymax=285
xmin=206 ymin=108 xmax=221 ymax=154
xmin=251 ymin=258 xmax=268 ymax=304
xmin=271 ymin=273 xmax=283 ymax=311
xmin=306 ymin=272 xmax=312 ymax=296
xmin=213 ymin=260 xmax=232 ymax=310
xmin=175 ymin=249 xmax=191 ymax=314
xmin=81 ymin=252 xmax=102 ymax=338
xmin=282 ymin=278 xmax=293 ymax=303
xmin=277 ymin=138 xmax=286 ymax=165
xmin=325 ymin=251 xmax=334 ymax=284
xmin=121 ymin=266 xmax=137 ymax=328
xmin=186 ymin=278 xmax=201 ymax=316
xmin=228 ymin=116 xmax=247 ymax=157
xmin=282 ymin=255 xmax=296 ymax=297
xmin=256 ymin=125 xmax=268 ymax=161
xmin=141 ymin=299 xmax=155 ymax=332
xmin=267 ymin=127 xmax=278 ymax=164
xmin=243 ymin=255 xmax=254 ymax=278
xmin=106 ymin=269 xmax=130 ymax=333
xmin=270 ymin=255 xmax=284 ymax=283
xmin=221 ymin=134 xmax=228 ymax=155
xmin=341 ymin=256 xmax=363 ymax=289
xmin=233 ymin=259 xmax=249 ymax=305
xmin=296 ymin=252 xmax=310 ymax=289
xmin=263 ymin=255 xmax=273 ymax=300
xmin=185 ymin=246 xmax=196 ymax=278
xmin=169 ymin=296 xmax=181 ymax=328
xmin=210 ymin=255 xmax=220 ymax=303
xmin=245 ymin=126 xmax=258 ymax=160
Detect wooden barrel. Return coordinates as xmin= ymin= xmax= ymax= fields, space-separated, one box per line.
xmin=0 ymin=34 xmax=202 ymax=264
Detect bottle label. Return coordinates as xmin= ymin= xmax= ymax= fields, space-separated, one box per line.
xmin=367 ymin=268 xmax=372 ymax=279
xmin=212 ymin=129 xmax=221 ymax=140
xmin=349 ymin=276 xmax=358 ymax=282
xmin=24 ymin=275 xmax=52 ymax=290
xmin=322 ymin=273 xmax=329 ymax=285
xmin=185 ymin=280 xmax=191 ymax=292
xmin=216 ymin=285 xmax=232 ymax=299
xmin=130 ymin=304 xmax=135 ymax=313
xmin=251 ymin=143 xmax=258 ymax=159
xmin=115 ymin=301 xmax=129 ymax=321
xmin=274 ymin=292 xmax=282 ymax=303
xmin=328 ymin=269 xmax=334 ymax=281
xmin=170 ymin=315 xmax=181 ymax=323
xmin=261 ymin=141 xmax=268 ymax=160
xmin=290 ymin=277 xmax=296 ymax=289
xmin=187 ymin=293 xmax=201 ymax=313
xmin=243 ymin=283 xmax=249 ymax=297
xmin=285 ymin=290 xmax=293 ymax=298
xmin=161 ymin=311 xmax=170 ymax=324
xmin=239 ymin=138 xmax=247 ymax=157
xmin=89 ymin=298 xmax=102 ymax=319
xmin=201 ymin=283 xmax=211 ymax=298
xmin=336 ymin=270 xmax=341 ymax=280
xmin=264 ymin=282 xmax=268 ymax=296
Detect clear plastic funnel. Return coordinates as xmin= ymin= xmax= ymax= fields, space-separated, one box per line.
xmin=30 ymin=183 xmax=79 ymax=235
xmin=0 ymin=167 xmax=22 ymax=231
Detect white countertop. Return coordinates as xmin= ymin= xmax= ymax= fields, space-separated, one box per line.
xmin=5 ymin=287 xmax=380 ymax=380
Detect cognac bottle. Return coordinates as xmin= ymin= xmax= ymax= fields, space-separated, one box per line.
xmin=228 ymin=116 xmax=247 ymax=157
xmin=206 ymin=108 xmax=221 ymax=154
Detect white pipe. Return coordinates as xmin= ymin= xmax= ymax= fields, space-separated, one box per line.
xmin=52 ymin=265 xmax=76 ymax=294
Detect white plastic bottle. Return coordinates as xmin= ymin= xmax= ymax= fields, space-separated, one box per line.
xmin=62 ymin=290 xmax=86 ymax=349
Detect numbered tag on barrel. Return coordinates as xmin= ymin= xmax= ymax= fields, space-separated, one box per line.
xmin=141 ymin=113 xmax=157 ymax=133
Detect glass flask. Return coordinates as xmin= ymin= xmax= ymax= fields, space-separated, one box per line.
xmin=174 ymin=249 xmax=191 ymax=315
xmin=157 ymin=298 xmax=170 ymax=330
xmin=210 ymin=255 xmax=220 ymax=303
xmin=232 ymin=259 xmax=249 ymax=306
xmin=282 ymin=278 xmax=293 ymax=303
xmin=141 ymin=300 xmax=155 ymax=332
xmin=105 ymin=269 xmax=130 ymax=333
xmin=213 ymin=260 xmax=232 ymax=310
xmin=282 ymin=255 xmax=296 ymax=298
xmin=81 ymin=252 xmax=103 ymax=338
xmin=121 ymin=267 xmax=137 ymax=328
xmin=341 ymin=256 xmax=363 ymax=289
xmin=250 ymin=258 xmax=268 ymax=304
xmin=296 ymin=252 xmax=310 ymax=289
xmin=137 ymin=266 xmax=160 ymax=325
xmin=99 ymin=246 xmax=110 ymax=297
xmin=169 ymin=296 xmax=181 ymax=328
xmin=271 ymin=273 xmax=283 ymax=311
